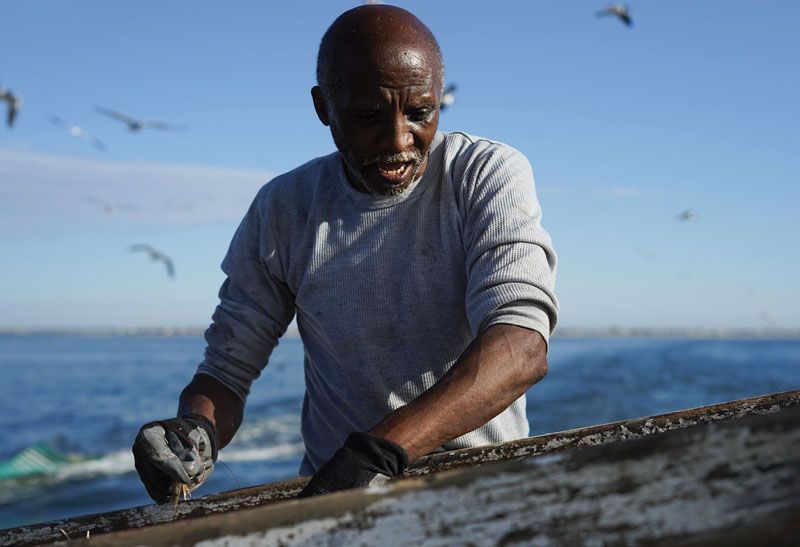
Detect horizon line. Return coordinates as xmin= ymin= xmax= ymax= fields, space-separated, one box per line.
xmin=1 ymin=325 xmax=799 ymax=340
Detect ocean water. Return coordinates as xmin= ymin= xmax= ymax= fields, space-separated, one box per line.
xmin=0 ymin=334 xmax=797 ymax=530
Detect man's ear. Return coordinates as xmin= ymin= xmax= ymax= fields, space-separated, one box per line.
xmin=311 ymin=86 xmax=330 ymax=126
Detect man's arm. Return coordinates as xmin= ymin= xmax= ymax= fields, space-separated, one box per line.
xmin=367 ymin=144 xmax=554 ymax=460
xmin=179 ymin=183 xmax=296 ymax=450
xmin=133 ymin=184 xmax=296 ymax=504
xmin=297 ymin=323 xmax=547 ymax=497
xmin=178 ymin=373 xmax=245 ymax=449
xmin=370 ymin=324 xmax=547 ymax=460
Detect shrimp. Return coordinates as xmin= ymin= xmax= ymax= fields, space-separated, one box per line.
xmin=170 ymin=481 xmax=191 ymax=510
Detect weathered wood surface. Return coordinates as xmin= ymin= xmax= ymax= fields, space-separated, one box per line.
xmin=2 ymin=389 xmax=798 ymax=546
xmin=55 ymin=404 xmax=800 ymax=546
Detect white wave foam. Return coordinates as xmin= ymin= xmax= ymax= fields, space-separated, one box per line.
xmin=233 ymin=415 xmax=301 ymax=443
xmin=0 ymin=415 xmax=305 ymax=502
xmin=219 ymin=443 xmax=305 ymax=462
xmin=54 ymin=450 xmax=134 ymax=480
xmin=0 ymin=441 xmax=304 ymax=505
xmin=48 ymin=440 xmax=304 ymax=481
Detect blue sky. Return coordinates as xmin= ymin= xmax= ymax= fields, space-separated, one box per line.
xmin=1 ymin=1 xmax=798 ymax=329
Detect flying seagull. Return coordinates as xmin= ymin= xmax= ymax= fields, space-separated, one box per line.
xmin=0 ymin=82 xmax=21 ymax=127
xmin=596 ymin=4 xmax=632 ymax=27
xmin=634 ymin=246 xmax=657 ymax=263
xmin=440 ymin=83 xmax=456 ymax=111
xmin=82 ymin=194 xmax=135 ymax=214
xmin=677 ymin=209 xmax=699 ymax=222
xmin=128 ymin=244 xmax=175 ymax=279
xmin=94 ymin=104 xmax=186 ymax=132
xmin=759 ymin=311 xmax=778 ymax=328
xmin=50 ymin=116 xmax=107 ymax=151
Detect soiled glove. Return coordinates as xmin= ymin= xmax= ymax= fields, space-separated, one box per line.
xmin=132 ymin=413 xmax=218 ymax=503
xmin=298 ymin=432 xmax=408 ymax=498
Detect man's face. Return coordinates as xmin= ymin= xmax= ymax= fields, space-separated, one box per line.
xmin=316 ymin=45 xmax=441 ymax=196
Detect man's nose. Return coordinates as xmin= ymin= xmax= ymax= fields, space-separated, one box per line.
xmin=381 ymin=114 xmax=413 ymax=153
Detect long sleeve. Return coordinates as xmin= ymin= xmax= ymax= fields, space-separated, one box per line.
xmin=457 ymin=141 xmax=558 ymax=342
xmin=196 ymin=185 xmax=296 ymax=402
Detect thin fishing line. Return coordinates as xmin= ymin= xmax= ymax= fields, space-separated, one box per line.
xmin=217 ymin=460 xmax=241 ymax=489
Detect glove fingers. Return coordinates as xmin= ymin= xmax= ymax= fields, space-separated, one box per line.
xmin=133 ymin=439 xmax=173 ymax=504
xmin=165 ymin=430 xmax=207 ymax=480
xmin=184 ymin=461 xmax=215 ymax=494
xmin=187 ymin=427 xmax=213 ymax=460
xmin=133 ymin=417 xmax=219 ymax=504
xmin=141 ymin=470 xmax=173 ymax=504
xmin=165 ymin=430 xmax=187 ymax=457
xmin=140 ymin=426 xmax=193 ymax=484
xmin=298 ymin=453 xmax=382 ymax=498
xmin=297 ymin=433 xmax=407 ymax=498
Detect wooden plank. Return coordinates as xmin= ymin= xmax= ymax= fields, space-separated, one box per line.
xmin=2 ymin=389 xmax=798 ymax=546
xmin=57 ymin=403 xmax=800 ymax=546
xmin=406 ymin=387 xmax=800 ymax=476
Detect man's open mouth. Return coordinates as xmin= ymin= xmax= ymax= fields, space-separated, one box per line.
xmin=376 ymin=161 xmax=413 ymax=184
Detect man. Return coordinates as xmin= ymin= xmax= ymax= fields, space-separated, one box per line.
xmin=132 ymin=4 xmax=558 ymax=502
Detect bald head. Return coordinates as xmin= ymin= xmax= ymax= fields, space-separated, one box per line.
xmin=311 ymin=6 xmax=443 ymax=197
xmin=316 ymin=5 xmax=444 ymax=97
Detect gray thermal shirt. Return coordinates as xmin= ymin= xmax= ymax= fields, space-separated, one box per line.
xmin=197 ymin=131 xmax=558 ymax=475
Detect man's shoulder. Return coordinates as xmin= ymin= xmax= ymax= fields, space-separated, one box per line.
xmin=441 ymin=131 xmax=529 ymax=167
xmin=439 ymin=131 xmax=532 ymax=189
xmin=254 ymin=152 xmax=339 ymax=208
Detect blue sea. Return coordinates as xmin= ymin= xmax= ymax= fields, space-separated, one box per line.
xmin=0 ymin=334 xmax=797 ymax=530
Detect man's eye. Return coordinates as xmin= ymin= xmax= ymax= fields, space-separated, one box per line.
xmin=354 ymin=110 xmax=380 ymax=120
xmin=407 ymin=108 xmax=433 ymax=122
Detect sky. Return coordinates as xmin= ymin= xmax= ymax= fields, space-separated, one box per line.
xmin=1 ymin=0 xmax=798 ymax=330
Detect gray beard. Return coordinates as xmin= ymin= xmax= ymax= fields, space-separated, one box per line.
xmin=330 ymin=125 xmax=425 ymax=197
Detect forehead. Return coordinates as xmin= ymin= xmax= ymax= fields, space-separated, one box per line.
xmin=334 ymin=42 xmax=441 ymax=103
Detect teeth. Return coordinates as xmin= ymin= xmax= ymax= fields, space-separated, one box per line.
xmin=379 ymin=163 xmax=407 ymax=176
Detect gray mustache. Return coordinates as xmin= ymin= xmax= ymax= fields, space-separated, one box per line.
xmin=363 ymin=151 xmax=422 ymax=166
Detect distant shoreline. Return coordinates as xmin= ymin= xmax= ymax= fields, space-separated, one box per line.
xmin=1 ymin=326 xmax=799 ymax=339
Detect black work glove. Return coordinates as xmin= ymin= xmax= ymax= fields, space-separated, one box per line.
xmin=298 ymin=432 xmax=408 ymax=498
xmin=132 ymin=413 xmax=218 ymax=504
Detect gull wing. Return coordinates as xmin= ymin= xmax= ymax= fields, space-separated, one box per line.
xmin=596 ymin=5 xmax=632 ymax=26
xmin=49 ymin=115 xmax=69 ymax=129
xmin=129 ymin=244 xmax=175 ymax=278
xmin=128 ymin=243 xmax=156 ymax=255
xmin=160 ymin=256 xmax=176 ymax=278
xmin=52 ymin=116 xmax=108 ymax=151
xmin=81 ymin=194 xmax=106 ymax=210
xmin=144 ymin=120 xmax=187 ymax=131
xmin=7 ymin=101 xmax=17 ymax=127
xmin=89 ymin=136 xmax=108 ymax=151
xmin=440 ymin=83 xmax=457 ymax=110
xmin=94 ymin=104 xmax=139 ymax=125
xmin=1 ymin=87 xmax=20 ymax=127
xmin=149 ymin=249 xmax=176 ymax=278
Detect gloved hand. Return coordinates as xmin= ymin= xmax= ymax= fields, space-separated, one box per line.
xmin=132 ymin=413 xmax=218 ymax=504
xmin=298 ymin=432 xmax=408 ymax=498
